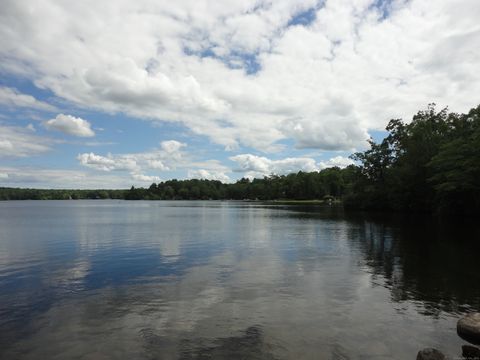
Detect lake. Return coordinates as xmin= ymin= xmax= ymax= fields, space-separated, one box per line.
xmin=0 ymin=201 xmax=479 ymax=359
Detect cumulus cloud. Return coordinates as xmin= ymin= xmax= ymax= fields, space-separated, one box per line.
xmin=318 ymin=155 xmax=354 ymax=169
xmin=147 ymin=160 xmax=168 ymax=171
xmin=1 ymin=0 xmax=479 ymax=152
xmin=0 ymin=86 xmax=56 ymax=111
xmin=230 ymin=153 xmax=354 ymax=178
xmin=230 ymin=154 xmax=318 ymax=177
xmin=77 ymin=140 xmax=237 ymax=183
xmin=131 ymin=173 xmax=161 ymax=183
xmin=43 ymin=114 xmax=95 ymax=137
xmin=77 ymin=153 xmax=136 ymax=172
xmin=160 ymin=140 xmax=186 ymax=154
xmin=282 ymin=115 xmax=369 ymax=150
xmin=77 ymin=140 xmax=186 ymax=178
xmin=0 ymin=125 xmax=52 ymax=157
xmin=188 ymin=169 xmax=231 ymax=183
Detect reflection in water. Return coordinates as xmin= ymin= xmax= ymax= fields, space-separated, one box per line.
xmin=0 ymin=201 xmax=478 ymax=359
xmin=349 ymin=215 xmax=480 ymax=315
xmin=178 ymin=326 xmax=278 ymax=360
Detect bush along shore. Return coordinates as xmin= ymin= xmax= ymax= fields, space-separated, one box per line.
xmin=1 ymin=104 xmax=479 ymax=215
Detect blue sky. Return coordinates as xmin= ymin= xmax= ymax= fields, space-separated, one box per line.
xmin=0 ymin=0 xmax=479 ymax=188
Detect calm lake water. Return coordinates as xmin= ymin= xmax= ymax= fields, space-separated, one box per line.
xmin=0 ymin=201 xmax=479 ymax=359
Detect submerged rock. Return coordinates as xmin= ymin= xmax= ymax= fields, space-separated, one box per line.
xmin=416 ymin=348 xmax=446 ymax=360
xmin=462 ymin=344 xmax=480 ymax=359
xmin=458 ymin=313 xmax=480 ymax=345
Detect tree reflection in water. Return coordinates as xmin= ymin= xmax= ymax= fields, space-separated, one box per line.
xmin=346 ymin=213 xmax=480 ymax=316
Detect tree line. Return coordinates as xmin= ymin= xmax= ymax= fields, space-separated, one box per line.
xmin=0 ymin=188 xmax=126 ymax=200
xmin=0 ymin=167 xmax=354 ymax=202
xmin=347 ymin=103 xmax=480 ymax=215
xmin=1 ymin=104 xmax=478 ymax=214
xmin=125 ymin=166 xmax=355 ymax=201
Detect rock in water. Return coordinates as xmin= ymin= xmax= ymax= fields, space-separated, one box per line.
xmin=458 ymin=313 xmax=480 ymax=345
xmin=416 ymin=348 xmax=446 ymax=360
xmin=462 ymin=344 xmax=480 ymax=359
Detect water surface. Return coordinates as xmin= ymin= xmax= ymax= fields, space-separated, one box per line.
xmin=0 ymin=201 xmax=479 ymax=359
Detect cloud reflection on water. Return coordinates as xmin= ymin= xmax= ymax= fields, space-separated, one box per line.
xmin=0 ymin=201 xmax=478 ymax=359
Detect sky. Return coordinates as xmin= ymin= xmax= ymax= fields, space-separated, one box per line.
xmin=0 ymin=0 xmax=479 ymax=188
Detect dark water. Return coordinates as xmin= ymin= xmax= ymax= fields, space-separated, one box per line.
xmin=0 ymin=201 xmax=479 ymax=359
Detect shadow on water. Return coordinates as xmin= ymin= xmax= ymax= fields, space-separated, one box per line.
xmin=255 ymin=203 xmax=480 ymax=315
xmin=348 ymin=213 xmax=480 ymax=315
xmin=273 ymin=204 xmax=480 ymax=314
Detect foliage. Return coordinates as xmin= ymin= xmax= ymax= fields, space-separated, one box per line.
xmin=347 ymin=104 xmax=480 ymax=214
xmin=0 ymin=167 xmax=356 ymax=202
xmin=0 ymin=188 xmax=126 ymax=200
xmin=125 ymin=168 xmax=356 ymax=201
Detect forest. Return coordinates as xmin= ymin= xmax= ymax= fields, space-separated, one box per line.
xmin=1 ymin=104 xmax=479 ymax=214
xmin=347 ymin=103 xmax=480 ymax=214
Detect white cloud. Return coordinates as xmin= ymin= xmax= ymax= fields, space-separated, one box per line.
xmin=131 ymin=173 xmax=161 ymax=183
xmin=282 ymin=114 xmax=369 ymax=150
xmin=188 ymin=169 xmax=231 ymax=183
xmin=0 ymin=125 xmax=52 ymax=157
xmin=77 ymin=140 xmax=187 ymax=176
xmin=230 ymin=154 xmax=318 ymax=178
xmin=0 ymin=0 xmax=479 ymax=152
xmin=160 ymin=140 xmax=186 ymax=154
xmin=0 ymin=86 xmax=56 ymax=111
xmin=43 ymin=114 xmax=95 ymax=137
xmin=230 ymin=153 xmax=355 ymax=178
xmin=318 ymin=155 xmax=354 ymax=169
xmin=147 ymin=160 xmax=168 ymax=171
xmin=77 ymin=140 xmax=238 ymax=183
xmin=77 ymin=153 xmax=137 ymax=172
xmin=77 ymin=153 xmax=117 ymax=171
